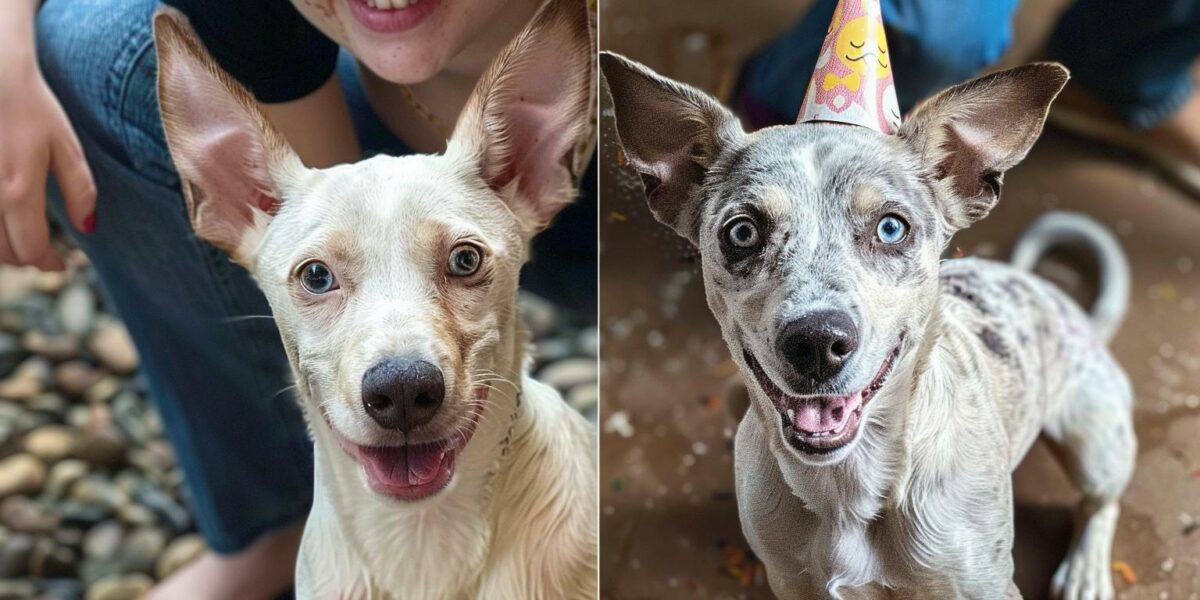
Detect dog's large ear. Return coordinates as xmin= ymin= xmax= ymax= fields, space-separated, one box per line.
xmin=447 ymin=0 xmax=595 ymax=233
xmin=154 ymin=7 xmax=304 ymax=266
xmin=899 ymin=63 xmax=1068 ymax=230
xmin=599 ymin=52 xmax=743 ymax=243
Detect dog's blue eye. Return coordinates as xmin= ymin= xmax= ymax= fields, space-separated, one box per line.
xmin=300 ymin=261 xmax=337 ymax=294
xmin=724 ymin=216 xmax=761 ymax=249
xmin=448 ymin=244 xmax=483 ymax=277
xmin=876 ymin=215 xmax=908 ymax=244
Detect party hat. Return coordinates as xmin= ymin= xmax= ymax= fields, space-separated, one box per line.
xmin=796 ymin=0 xmax=901 ymax=134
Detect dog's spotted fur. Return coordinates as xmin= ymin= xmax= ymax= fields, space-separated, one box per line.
xmin=602 ymin=52 xmax=1135 ymax=600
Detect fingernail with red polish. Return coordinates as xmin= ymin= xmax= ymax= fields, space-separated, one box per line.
xmin=82 ymin=213 xmax=96 ymax=234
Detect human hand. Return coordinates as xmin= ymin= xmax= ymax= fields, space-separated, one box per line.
xmin=0 ymin=5 xmax=96 ymax=271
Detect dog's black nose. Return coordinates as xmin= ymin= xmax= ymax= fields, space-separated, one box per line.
xmin=777 ymin=310 xmax=859 ymax=384
xmin=361 ymin=358 xmax=445 ymax=432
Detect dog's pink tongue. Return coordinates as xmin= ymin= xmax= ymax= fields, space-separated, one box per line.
xmin=361 ymin=445 xmax=447 ymax=487
xmin=792 ymin=392 xmax=862 ymax=433
xmin=405 ymin=446 xmax=445 ymax=485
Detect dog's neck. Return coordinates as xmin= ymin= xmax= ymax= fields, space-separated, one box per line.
xmin=298 ymin=308 xmax=533 ymax=594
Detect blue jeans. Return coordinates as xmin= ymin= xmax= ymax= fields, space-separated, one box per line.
xmin=740 ymin=0 xmax=1200 ymax=130
xmin=36 ymin=0 xmax=597 ymax=553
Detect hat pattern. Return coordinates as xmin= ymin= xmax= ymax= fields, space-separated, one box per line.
xmin=797 ymin=0 xmax=901 ymax=134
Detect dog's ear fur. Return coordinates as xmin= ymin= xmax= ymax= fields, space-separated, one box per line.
xmin=899 ymin=63 xmax=1068 ymax=230
xmin=448 ymin=0 xmax=595 ymax=233
xmin=154 ymin=7 xmax=303 ymax=266
xmin=600 ymin=52 xmax=743 ymax=243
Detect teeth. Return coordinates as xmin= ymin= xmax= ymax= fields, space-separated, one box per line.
xmin=367 ymin=0 xmax=413 ymax=9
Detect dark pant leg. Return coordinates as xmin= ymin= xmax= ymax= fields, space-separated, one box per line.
xmin=37 ymin=0 xmax=313 ymax=553
xmin=1048 ymin=0 xmax=1200 ymax=129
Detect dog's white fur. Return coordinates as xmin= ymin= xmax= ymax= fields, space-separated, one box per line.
xmin=602 ymin=52 xmax=1136 ymax=600
xmin=154 ymin=3 xmax=598 ymax=597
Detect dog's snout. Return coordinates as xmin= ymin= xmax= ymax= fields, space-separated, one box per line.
xmin=361 ymin=358 xmax=445 ymax=432
xmin=777 ymin=310 xmax=859 ymax=384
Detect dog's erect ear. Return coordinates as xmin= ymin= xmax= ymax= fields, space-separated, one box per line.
xmin=447 ymin=0 xmax=595 ymax=233
xmin=600 ymin=52 xmax=743 ymax=243
xmin=154 ymin=7 xmax=304 ymax=266
xmin=899 ymin=63 xmax=1068 ymax=230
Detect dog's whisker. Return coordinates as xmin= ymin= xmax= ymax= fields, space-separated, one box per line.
xmin=269 ymin=383 xmax=299 ymax=401
xmin=219 ymin=314 xmax=277 ymax=323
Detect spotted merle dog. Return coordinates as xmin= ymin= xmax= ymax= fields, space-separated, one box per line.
xmin=601 ymin=52 xmax=1134 ymax=600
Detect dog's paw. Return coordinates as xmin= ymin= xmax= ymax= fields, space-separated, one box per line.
xmin=1050 ymin=548 xmax=1115 ymax=600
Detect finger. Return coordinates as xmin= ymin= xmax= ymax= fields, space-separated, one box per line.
xmin=32 ymin=247 xmax=66 ymax=272
xmin=50 ymin=129 xmax=97 ymax=233
xmin=0 ymin=222 xmax=17 ymax=266
xmin=5 ymin=201 xmax=64 ymax=271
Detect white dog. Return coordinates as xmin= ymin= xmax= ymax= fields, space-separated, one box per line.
xmin=154 ymin=2 xmax=597 ymax=597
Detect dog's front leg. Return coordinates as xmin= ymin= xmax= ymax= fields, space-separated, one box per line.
xmin=734 ymin=414 xmax=826 ymax=599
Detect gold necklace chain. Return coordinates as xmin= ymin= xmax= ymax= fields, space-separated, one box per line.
xmin=398 ymin=84 xmax=451 ymax=144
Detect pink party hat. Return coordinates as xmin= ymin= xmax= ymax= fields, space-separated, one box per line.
xmin=796 ymin=0 xmax=901 ymax=134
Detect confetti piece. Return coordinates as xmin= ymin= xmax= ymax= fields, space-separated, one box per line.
xmin=1112 ymin=561 xmax=1137 ymax=585
xmin=604 ymin=411 xmax=635 ymax=438
xmin=740 ymin=562 xmax=756 ymax=587
xmin=608 ymin=211 xmax=628 ymax=223
xmin=610 ymin=479 xmax=623 ymax=492
xmin=615 ymin=146 xmax=628 ymax=166
xmin=705 ymin=394 xmax=721 ymax=411
xmin=1192 ymin=467 xmax=1200 ymax=478
xmin=720 ymin=543 xmax=764 ymax=587
xmin=953 ymin=246 xmax=965 ymax=258
xmin=1149 ymin=282 xmax=1178 ymax=302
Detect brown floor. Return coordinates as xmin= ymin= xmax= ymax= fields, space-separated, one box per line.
xmin=598 ymin=1 xmax=1200 ymax=598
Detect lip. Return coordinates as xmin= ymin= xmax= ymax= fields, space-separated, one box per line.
xmin=346 ymin=0 xmax=441 ymax=34
xmin=330 ymin=387 xmax=486 ymax=502
xmin=744 ymin=345 xmax=899 ymax=455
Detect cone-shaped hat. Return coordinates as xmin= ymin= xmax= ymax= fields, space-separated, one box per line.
xmin=796 ymin=0 xmax=901 ymax=133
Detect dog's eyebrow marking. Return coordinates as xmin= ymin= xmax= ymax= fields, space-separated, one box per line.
xmin=323 ymin=228 xmax=360 ymax=273
xmin=759 ymin=186 xmax=791 ymax=221
xmin=851 ymin=184 xmax=885 ymax=216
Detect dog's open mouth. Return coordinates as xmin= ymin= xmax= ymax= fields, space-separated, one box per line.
xmin=744 ymin=346 xmax=898 ymax=454
xmin=332 ymin=387 xmax=488 ymax=502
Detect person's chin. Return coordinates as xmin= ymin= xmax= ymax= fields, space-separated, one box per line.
xmin=351 ymin=42 xmax=452 ymax=84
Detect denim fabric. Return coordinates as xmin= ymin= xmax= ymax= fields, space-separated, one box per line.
xmin=36 ymin=0 xmax=314 ymax=554
xmin=1048 ymin=0 xmax=1200 ymax=130
xmin=739 ymin=0 xmax=1199 ymax=130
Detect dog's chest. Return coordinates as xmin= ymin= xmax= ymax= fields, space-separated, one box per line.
xmin=300 ymin=489 xmax=494 ymax=599
xmin=804 ymin=501 xmax=917 ymax=590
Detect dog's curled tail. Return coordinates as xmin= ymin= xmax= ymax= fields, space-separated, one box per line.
xmin=1011 ymin=211 xmax=1130 ymax=343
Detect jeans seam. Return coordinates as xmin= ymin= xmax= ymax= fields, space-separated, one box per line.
xmin=115 ymin=37 xmax=161 ymax=172
xmin=105 ymin=11 xmax=153 ymax=150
